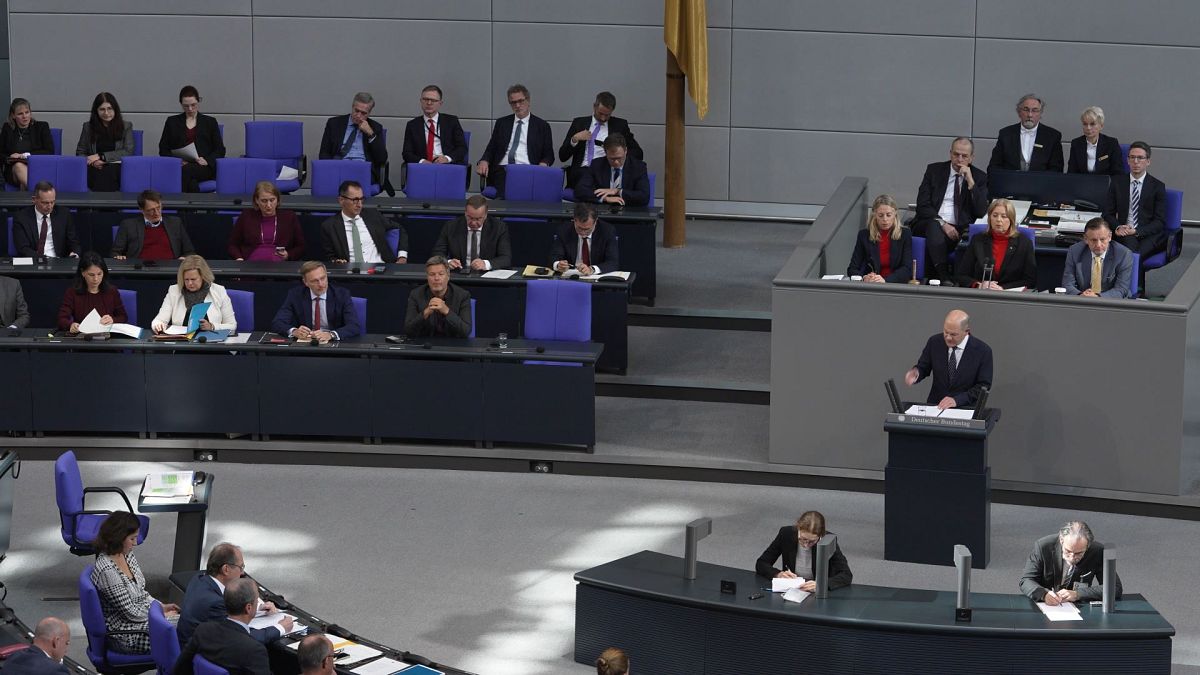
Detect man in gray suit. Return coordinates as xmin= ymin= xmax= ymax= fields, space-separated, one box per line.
xmin=1019 ymin=520 xmax=1121 ymax=606
xmin=112 ymin=189 xmax=196 ymax=260
xmin=1062 ymin=218 xmax=1133 ymax=298
xmin=0 ymin=275 xmax=31 ymax=330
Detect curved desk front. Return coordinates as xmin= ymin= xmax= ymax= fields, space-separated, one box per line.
xmin=574 ymin=551 xmax=1173 ymax=674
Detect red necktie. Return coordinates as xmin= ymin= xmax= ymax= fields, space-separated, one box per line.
xmin=581 ymin=236 xmax=591 ymax=266
xmin=38 ymin=215 xmax=49 ymax=255
xmin=312 ymin=297 xmax=321 ymax=331
xmin=426 ymin=118 xmax=436 ymax=162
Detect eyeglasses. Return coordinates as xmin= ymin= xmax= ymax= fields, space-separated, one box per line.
xmin=339 ymin=195 xmax=364 ymax=203
xmin=1127 ymin=155 xmax=1149 ymax=162
xmin=227 ymin=562 xmax=246 ymax=571
xmin=508 ymin=97 xmax=528 ymax=107
xmin=1018 ymin=107 xmax=1042 ymax=114
xmin=421 ymin=97 xmax=441 ymax=104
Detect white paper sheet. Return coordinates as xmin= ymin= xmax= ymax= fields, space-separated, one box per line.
xmin=821 ymin=274 xmax=846 ymax=280
xmin=481 ymin=269 xmax=517 ymax=279
xmin=225 ymin=332 xmax=252 ymax=344
xmin=11 ymin=257 xmax=34 ymax=265
xmin=581 ymin=270 xmax=630 ymax=281
xmin=1036 ymin=601 xmax=1083 ymax=621
xmin=163 ymin=325 xmax=189 ymax=336
xmin=782 ymin=587 xmax=812 ymax=604
xmin=938 ymin=409 xmax=975 ymax=420
xmin=109 ymin=323 xmax=144 ymax=339
xmin=78 ymin=309 xmax=106 ymax=333
xmin=351 ymin=658 xmax=413 ymax=675
xmin=771 ymin=577 xmax=807 ymax=593
xmin=144 ymin=472 xmax=193 ymax=497
xmin=277 ymin=166 xmax=299 ymax=181
xmin=170 ymin=143 xmax=201 ymax=162
xmin=248 ymin=612 xmax=302 ymax=635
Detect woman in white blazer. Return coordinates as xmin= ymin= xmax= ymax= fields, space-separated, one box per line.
xmin=151 ymin=255 xmax=237 ymax=333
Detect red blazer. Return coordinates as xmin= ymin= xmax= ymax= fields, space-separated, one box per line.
xmin=58 ymin=285 xmax=128 ymax=331
xmin=227 ymin=209 xmax=306 ymax=260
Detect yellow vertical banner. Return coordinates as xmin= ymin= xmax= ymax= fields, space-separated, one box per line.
xmin=664 ymin=0 xmax=709 ymax=120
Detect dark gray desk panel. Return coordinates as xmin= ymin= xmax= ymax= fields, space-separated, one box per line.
xmin=0 ymin=348 xmax=32 ymax=432
xmin=30 ymin=350 xmax=148 ymax=433
xmin=369 ymin=356 xmax=483 ymax=442
xmin=257 ymin=351 xmax=374 ymax=438
xmin=482 ymin=360 xmax=596 ymax=447
xmin=145 ymin=352 xmax=259 ymax=435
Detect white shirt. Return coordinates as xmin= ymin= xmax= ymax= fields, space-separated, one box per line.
xmin=949 ymin=334 xmax=970 ymax=367
xmin=342 ymin=213 xmax=383 ymax=263
xmin=35 ymin=210 xmax=58 ymax=257
xmin=500 ymin=113 xmax=531 ymax=166
xmin=572 ymin=115 xmax=609 ymax=162
xmin=938 ymin=166 xmax=962 ymax=225
xmin=1128 ymin=176 xmax=1144 ymax=229
xmin=1086 ymin=138 xmax=1098 ymax=172
xmin=420 ymin=113 xmax=443 ymax=162
xmin=1020 ymin=125 xmax=1038 ymax=166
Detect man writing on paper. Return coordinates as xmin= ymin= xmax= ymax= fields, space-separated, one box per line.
xmin=1062 ymin=218 xmax=1133 ymax=298
xmin=550 ymin=202 xmax=620 ymax=276
xmin=404 ymin=256 xmax=472 ymax=338
xmin=904 ymin=309 xmax=993 ymax=410
xmin=270 ymin=261 xmax=361 ymax=342
xmin=1020 ymin=520 xmax=1122 ymax=606
xmin=912 ymin=138 xmax=989 ymax=283
xmin=178 ymin=543 xmax=292 ymax=648
xmin=431 ymin=194 xmax=512 ymax=272
xmin=174 ymin=577 xmax=271 ymax=675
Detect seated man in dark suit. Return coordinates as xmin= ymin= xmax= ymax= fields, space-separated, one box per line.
xmin=432 ymin=194 xmax=512 ymax=272
xmin=476 ymin=84 xmax=554 ymax=199
xmin=912 ymin=137 xmax=989 ymax=282
xmin=178 ymin=542 xmax=292 ymax=648
xmin=1019 ymin=520 xmax=1121 ymax=606
xmin=319 ymin=180 xmax=407 ymax=265
xmin=1062 ymin=218 xmax=1133 ymax=299
xmin=174 ymin=577 xmax=271 ymax=675
xmin=112 ymin=189 xmax=196 ymax=260
xmin=297 ymin=634 xmax=335 ymax=675
xmin=0 ymin=275 xmax=30 ymax=330
xmin=2 ymin=616 xmax=72 ymax=675
xmin=550 ymin=202 xmax=620 ymax=275
xmin=270 ymin=261 xmax=361 ymax=341
xmin=1103 ymin=141 xmax=1167 ymax=261
xmin=558 ymin=91 xmax=644 ymax=190
xmin=13 ymin=181 xmax=80 ymax=258
xmin=987 ymin=94 xmax=1064 ymax=173
xmin=318 ymin=92 xmax=390 ymax=192
xmin=574 ymin=133 xmax=650 ymax=207
xmin=401 ymin=85 xmax=467 ymax=167
xmin=903 ymin=309 xmax=993 ymax=410
xmin=404 ymin=256 xmax=472 ymax=338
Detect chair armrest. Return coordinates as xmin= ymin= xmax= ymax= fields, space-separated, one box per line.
xmin=298 ymin=155 xmax=308 ymax=186
xmin=83 ymin=486 xmax=136 ymax=513
xmin=1169 ymin=228 xmax=1183 ymax=261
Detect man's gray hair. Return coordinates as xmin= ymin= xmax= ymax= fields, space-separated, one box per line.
xmin=1058 ymin=520 xmax=1093 ymax=544
xmin=353 ymin=92 xmax=375 ymax=110
xmin=1016 ymin=93 xmax=1044 ymax=111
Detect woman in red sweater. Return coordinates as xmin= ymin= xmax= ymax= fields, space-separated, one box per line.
xmin=955 ymin=198 xmax=1037 ymax=290
xmin=57 ymin=251 xmax=128 ymax=332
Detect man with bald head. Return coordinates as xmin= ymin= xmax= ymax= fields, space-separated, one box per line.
xmin=3 ymin=617 xmax=72 ymax=675
xmin=904 ymin=309 xmax=993 ymax=410
xmin=297 ymin=634 xmax=336 ymax=675
xmin=1020 ymin=520 xmax=1122 ymax=606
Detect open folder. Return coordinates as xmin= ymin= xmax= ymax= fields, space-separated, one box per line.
xmin=78 ymin=309 xmax=143 ymax=339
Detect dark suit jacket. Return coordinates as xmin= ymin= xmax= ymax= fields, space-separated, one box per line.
xmin=1062 ymin=240 xmax=1133 ymax=298
xmin=914 ymin=161 xmax=989 ymax=232
xmin=402 ymin=114 xmax=468 ymax=165
xmin=158 ymin=113 xmax=225 ymax=165
xmin=480 ymin=114 xmax=554 ymax=167
xmin=75 ymin=121 xmax=135 ymax=162
xmin=846 ymin=227 xmax=913 ymax=282
xmin=404 ymin=283 xmax=472 ymax=338
xmin=177 ymin=574 xmax=280 ymax=648
xmin=574 ymin=156 xmax=651 ymax=207
xmin=955 ymin=231 xmax=1037 ymax=289
xmin=318 ymin=115 xmax=387 ymax=183
xmin=1 ymin=646 xmax=71 ymax=675
xmin=0 ymin=120 xmax=55 ymax=157
xmin=174 ymin=618 xmax=270 ymax=675
xmin=1019 ymin=534 xmax=1122 ymax=603
xmin=227 ymin=208 xmax=306 ymax=260
xmin=0 ymin=276 xmax=30 ymax=328
xmin=270 ymin=283 xmax=360 ymax=339
xmin=112 ymin=216 xmax=195 ymax=259
xmin=558 ymin=115 xmax=643 ymax=186
xmin=320 ymin=209 xmax=405 ymax=263
xmin=912 ymin=333 xmax=993 ymax=407
xmin=755 ymin=526 xmax=853 ymax=590
xmin=1067 ymin=133 xmax=1123 ymax=176
xmin=1103 ymin=173 xmax=1166 ymax=242
xmin=549 ymin=219 xmax=620 ymax=273
xmin=432 ymin=215 xmax=512 ymax=269
xmin=988 ymin=123 xmax=1064 ymax=173
xmin=13 ymin=205 xmax=81 ymax=257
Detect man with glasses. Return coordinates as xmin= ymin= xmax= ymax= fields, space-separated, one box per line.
xmin=574 ymin=133 xmax=650 ymax=207
xmin=1104 ymin=141 xmax=1167 ymax=268
xmin=558 ymin=91 xmax=644 ymax=190
xmin=476 ymin=84 xmax=554 ymax=199
xmin=319 ymin=180 xmax=407 ymax=265
xmin=912 ymin=138 xmax=990 ymax=282
xmin=319 ymin=92 xmax=391 ymax=193
xmin=1020 ymin=521 xmax=1122 ymax=606
xmin=401 ymin=84 xmax=467 ymax=166
xmin=988 ymin=94 xmax=1064 ymax=173
xmin=297 ymin=634 xmax=336 ymax=675
xmin=432 ymin=194 xmax=511 ymax=272
xmin=177 ymin=542 xmax=293 ymax=647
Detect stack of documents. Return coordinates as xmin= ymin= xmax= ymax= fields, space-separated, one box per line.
xmin=904 ymin=405 xmax=974 ymax=420
xmin=1036 ymin=601 xmax=1083 ymax=621
xmin=143 ymin=472 xmax=194 ymax=503
xmin=770 ymin=577 xmax=807 ymax=593
xmin=248 ymin=612 xmax=304 ymax=635
xmin=79 ymin=309 xmax=143 ymax=339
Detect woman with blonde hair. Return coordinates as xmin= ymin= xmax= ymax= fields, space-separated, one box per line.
xmin=150 ymin=254 xmax=237 ymax=333
xmin=1067 ymin=106 xmax=1123 ymax=176
xmin=954 ymin=198 xmax=1036 ymax=290
xmin=847 ymin=194 xmax=913 ymax=282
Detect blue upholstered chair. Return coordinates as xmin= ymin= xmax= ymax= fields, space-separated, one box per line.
xmin=310 ymin=159 xmax=377 ymax=197
xmin=469 ymin=298 xmax=476 ymax=338
xmin=132 ymin=130 xmax=144 ymax=156
xmin=404 ymin=162 xmax=467 ymax=200
xmin=80 ymin=565 xmax=157 ymax=674
xmin=193 ymin=655 xmax=229 ymax=675
xmin=484 ymin=164 xmax=563 ymax=201
xmin=28 ymin=155 xmax=88 ymax=193
xmin=119 ymin=289 xmax=138 ymax=326
xmin=214 ymin=157 xmax=279 ymax=196
xmin=385 ymin=229 xmax=400 ymax=260
xmin=55 ymin=450 xmax=149 ymax=555
xmin=1140 ymin=188 xmax=1184 ymax=278
xmin=352 ymin=296 xmax=367 ymax=333
xmin=6 ymin=218 xmax=16 ymax=257
xmin=50 ymin=127 xmax=63 ymax=154
xmin=910 ymin=236 xmax=926 ymax=282
xmin=243 ymin=121 xmax=304 ymax=192
xmin=120 ymin=156 xmax=183 ymax=194
xmin=1131 ymin=252 xmax=1141 ymax=298
xmin=523 ymin=280 xmax=590 ymax=366
xmin=966 ymin=223 xmax=1036 ymax=247
xmin=148 ymin=600 xmax=179 ymax=675
xmin=226 ymin=289 xmax=254 ymax=333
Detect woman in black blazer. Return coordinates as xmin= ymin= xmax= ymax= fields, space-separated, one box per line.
xmin=75 ymin=92 xmax=135 ymax=192
xmin=847 ymin=194 xmax=914 ymax=283
xmin=955 ymin=198 xmax=1037 ymax=290
xmin=1 ymin=98 xmax=55 ymax=189
xmin=755 ymin=510 xmax=853 ymax=591
xmin=1067 ymin=106 xmax=1123 ymax=176
xmin=158 ymin=85 xmax=225 ymax=192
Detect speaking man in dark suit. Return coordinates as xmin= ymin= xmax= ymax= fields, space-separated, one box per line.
xmin=2 ymin=617 xmax=72 ymax=675
xmin=558 ymin=91 xmax=644 ymax=190
xmin=178 ymin=543 xmax=292 ymax=648
xmin=550 ymin=202 xmax=620 ymax=275
xmin=432 ymin=194 xmax=512 ymax=272
xmin=912 ymin=137 xmax=989 ymax=282
xmin=401 ymin=85 xmax=467 ymax=166
xmin=1062 ymin=218 xmax=1133 ymax=299
xmin=1104 ymin=141 xmax=1167 ymax=261
xmin=12 ymin=182 xmax=80 ymax=258
xmin=904 ymin=309 xmax=993 ymax=410
xmin=476 ymin=84 xmax=554 ymax=199
xmin=1020 ymin=521 xmax=1121 ymax=606
xmin=318 ymin=92 xmax=390 ymax=193
xmin=0 ymin=275 xmax=30 ymax=329
xmin=574 ymin=134 xmax=650 ymax=207
xmin=987 ymin=94 xmax=1064 ymax=173
xmin=270 ymin=261 xmax=361 ymax=341
xmin=174 ymin=578 xmax=271 ymax=675
xmin=112 ymin=189 xmax=196 ymax=260
xmin=319 ymin=180 xmax=407 ymax=264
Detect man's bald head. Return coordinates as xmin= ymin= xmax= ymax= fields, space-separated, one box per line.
xmin=297 ymin=633 xmax=334 ymax=675
xmin=33 ymin=617 xmax=71 ymax=661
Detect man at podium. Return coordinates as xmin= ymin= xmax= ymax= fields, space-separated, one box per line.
xmin=904 ymin=309 xmax=992 ymax=409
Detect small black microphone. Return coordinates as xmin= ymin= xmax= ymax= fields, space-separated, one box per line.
xmin=422 ymin=202 xmax=431 ymax=209
xmin=535 ymin=346 xmax=545 ymax=354
xmin=197 ymin=336 xmax=207 ymax=343
xmin=232 ymin=198 xmax=243 ymax=205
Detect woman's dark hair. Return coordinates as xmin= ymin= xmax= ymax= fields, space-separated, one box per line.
xmin=93 ymin=511 xmax=140 ymax=555
xmin=179 ymin=85 xmax=200 ymax=103
xmin=73 ymin=251 xmax=110 ymax=293
xmin=7 ymin=97 xmax=33 ymax=126
xmin=88 ymin=92 xmax=125 ymax=142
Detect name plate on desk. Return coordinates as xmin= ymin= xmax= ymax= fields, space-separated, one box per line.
xmin=885 ymin=412 xmax=987 ymax=431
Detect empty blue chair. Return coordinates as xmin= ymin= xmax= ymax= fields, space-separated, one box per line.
xmin=6 ymin=217 xmax=15 ymax=257
xmin=469 ymin=298 xmax=476 ymax=338
xmin=243 ymin=121 xmax=304 ymax=193
xmin=310 ymin=159 xmax=377 ymax=197
xmin=195 ymin=124 xmax=225 ymax=193
xmin=404 ymin=162 xmax=467 ymax=200
xmin=55 ymin=450 xmax=149 ymax=555
xmin=28 ymin=155 xmax=88 ymax=192
xmin=120 ymin=156 xmax=183 ymax=194
xmin=215 ymin=158 xmax=279 ymax=196
xmin=81 ymin=565 xmax=157 ymax=674
xmin=1140 ymin=188 xmax=1184 ymax=277
xmin=193 ymin=655 xmax=229 ymax=675
xmin=50 ymin=127 xmax=63 ymax=155
xmin=524 ymin=280 xmax=590 ymax=366
xmin=911 ymin=236 xmax=926 ymax=281
xmin=226 ymin=289 xmax=254 ymax=332
xmin=148 ymin=600 xmax=179 ymax=675
xmin=487 ymin=165 xmax=563 ymax=202
xmin=352 ymin=296 xmax=367 ymax=333
xmin=119 ymin=289 xmax=138 ymax=325
xmin=132 ymin=129 xmax=144 ymax=156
